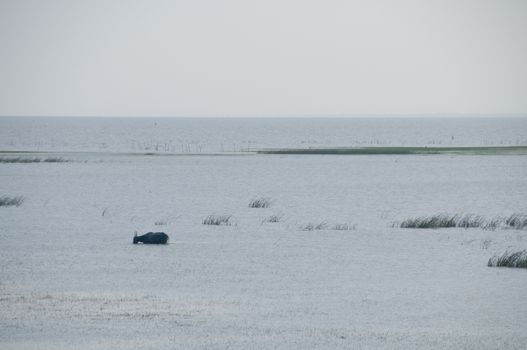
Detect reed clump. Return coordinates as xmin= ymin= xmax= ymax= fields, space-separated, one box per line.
xmin=0 ymin=196 xmax=25 ymax=207
xmin=399 ymin=213 xmax=527 ymax=230
xmin=262 ymin=214 xmax=283 ymax=223
xmin=249 ymin=197 xmax=273 ymax=208
xmin=202 ymin=215 xmax=232 ymax=226
xmin=504 ymin=214 xmax=527 ymax=230
xmin=488 ymin=250 xmax=527 ymax=268
xmin=400 ymin=214 xmax=459 ymax=228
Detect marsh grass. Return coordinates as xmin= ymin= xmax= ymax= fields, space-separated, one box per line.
xmin=400 ymin=214 xmax=459 ymax=228
xmin=262 ymin=214 xmax=283 ymax=224
xmin=0 ymin=157 xmax=70 ymax=163
xmin=300 ymin=221 xmax=357 ymax=231
xmin=202 ymin=215 xmax=232 ymax=226
xmin=504 ymin=214 xmax=527 ymax=230
xmin=456 ymin=214 xmax=486 ymax=228
xmin=300 ymin=222 xmax=328 ymax=231
xmin=331 ymin=223 xmax=356 ymax=230
xmin=0 ymin=196 xmax=25 ymax=207
xmin=481 ymin=219 xmax=502 ymax=230
xmin=249 ymin=197 xmax=273 ymax=208
xmin=488 ymin=250 xmax=527 ymax=268
xmin=399 ymin=213 xmax=527 ymax=230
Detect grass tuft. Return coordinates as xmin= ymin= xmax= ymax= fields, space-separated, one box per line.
xmin=249 ymin=197 xmax=273 ymax=208
xmin=262 ymin=214 xmax=283 ymax=224
xmin=300 ymin=221 xmax=356 ymax=231
xmin=202 ymin=215 xmax=232 ymax=226
xmin=331 ymin=223 xmax=356 ymax=230
xmin=400 ymin=214 xmax=459 ymax=228
xmin=0 ymin=196 xmax=25 ymax=207
xmin=456 ymin=214 xmax=485 ymax=228
xmin=504 ymin=214 xmax=527 ymax=230
xmin=488 ymin=250 xmax=527 ymax=268
xmin=481 ymin=219 xmax=502 ymax=230
xmin=300 ymin=222 xmax=328 ymax=231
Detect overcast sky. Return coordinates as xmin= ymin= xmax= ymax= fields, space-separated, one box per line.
xmin=0 ymin=0 xmax=526 ymax=117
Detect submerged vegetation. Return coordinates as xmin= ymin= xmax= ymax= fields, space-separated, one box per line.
xmin=0 ymin=196 xmax=25 ymax=207
xmin=488 ymin=251 xmax=527 ymax=268
xmin=0 ymin=157 xmax=70 ymax=163
xmin=300 ymin=222 xmax=356 ymax=231
xmin=300 ymin=222 xmax=328 ymax=231
xmin=202 ymin=215 xmax=233 ymax=226
xmin=399 ymin=214 xmax=526 ymax=230
xmin=249 ymin=197 xmax=273 ymax=208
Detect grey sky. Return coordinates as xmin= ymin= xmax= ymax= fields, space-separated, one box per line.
xmin=0 ymin=0 xmax=526 ymax=117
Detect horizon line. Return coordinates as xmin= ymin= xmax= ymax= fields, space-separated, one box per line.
xmin=1 ymin=113 xmax=527 ymax=119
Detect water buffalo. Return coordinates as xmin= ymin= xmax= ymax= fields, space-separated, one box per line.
xmin=133 ymin=231 xmax=169 ymax=244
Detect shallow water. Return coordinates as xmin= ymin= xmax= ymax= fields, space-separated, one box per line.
xmin=1 ymin=148 xmax=527 ymax=349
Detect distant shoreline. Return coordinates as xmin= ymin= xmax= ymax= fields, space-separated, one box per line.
xmin=2 ymin=146 xmax=527 ymax=157
xmin=1 ymin=114 xmax=527 ymax=119
xmin=257 ymin=146 xmax=527 ymax=155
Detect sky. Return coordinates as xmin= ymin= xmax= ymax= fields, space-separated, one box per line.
xmin=0 ymin=0 xmax=526 ymax=117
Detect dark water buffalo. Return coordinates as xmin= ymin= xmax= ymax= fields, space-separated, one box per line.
xmin=133 ymin=231 xmax=169 ymax=244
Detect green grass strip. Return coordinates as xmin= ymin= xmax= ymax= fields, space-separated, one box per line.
xmin=258 ymin=146 xmax=527 ymax=155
